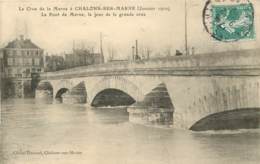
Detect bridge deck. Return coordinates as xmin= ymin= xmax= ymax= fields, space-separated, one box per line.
xmin=41 ymin=49 xmax=260 ymax=80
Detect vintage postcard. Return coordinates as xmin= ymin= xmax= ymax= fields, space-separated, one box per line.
xmin=0 ymin=0 xmax=260 ymax=163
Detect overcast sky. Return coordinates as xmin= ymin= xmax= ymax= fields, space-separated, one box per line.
xmin=0 ymin=0 xmax=259 ymax=60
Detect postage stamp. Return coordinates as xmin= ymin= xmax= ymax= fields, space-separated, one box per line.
xmin=203 ymin=0 xmax=255 ymax=42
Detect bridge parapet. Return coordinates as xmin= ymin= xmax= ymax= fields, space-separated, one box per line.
xmin=40 ymin=49 xmax=260 ymax=79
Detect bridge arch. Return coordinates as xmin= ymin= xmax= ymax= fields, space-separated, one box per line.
xmin=175 ymin=81 xmax=260 ymax=130
xmin=51 ymin=79 xmax=76 ymax=101
xmin=91 ymin=88 xmax=136 ymax=107
xmin=55 ymin=88 xmax=69 ymax=103
xmin=88 ymin=76 xmax=144 ymax=105
xmin=190 ymin=108 xmax=260 ymax=131
xmin=35 ymin=81 xmax=54 ymax=99
xmin=53 ymin=79 xmax=75 ymax=92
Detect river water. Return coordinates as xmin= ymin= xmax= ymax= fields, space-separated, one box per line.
xmin=1 ymin=99 xmax=260 ymax=164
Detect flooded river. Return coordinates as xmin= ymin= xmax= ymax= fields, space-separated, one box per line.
xmin=1 ymin=99 xmax=260 ymax=164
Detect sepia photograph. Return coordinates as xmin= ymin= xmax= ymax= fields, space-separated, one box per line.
xmin=0 ymin=0 xmax=260 ymax=163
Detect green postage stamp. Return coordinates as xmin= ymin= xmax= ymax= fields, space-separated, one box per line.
xmin=203 ymin=0 xmax=255 ymax=42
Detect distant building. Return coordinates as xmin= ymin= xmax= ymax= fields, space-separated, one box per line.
xmin=65 ymin=48 xmax=104 ymax=68
xmin=175 ymin=50 xmax=183 ymax=56
xmin=1 ymin=35 xmax=44 ymax=98
xmin=0 ymin=50 xmax=4 ymax=77
xmin=86 ymin=52 xmax=104 ymax=65
xmin=0 ymin=51 xmax=3 ymax=99
xmin=45 ymin=55 xmax=65 ymax=72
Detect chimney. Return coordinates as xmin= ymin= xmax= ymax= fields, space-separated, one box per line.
xmin=20 ymin=35 xmax=24 ymax=41
xmin=132 ymin=46 xmax=135 ymax=61
xmin=135 ymin=40 xmax=138 ymax=57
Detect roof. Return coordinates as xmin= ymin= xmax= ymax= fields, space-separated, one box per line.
xmin=5 ymin=36 xmax=41 ymax=49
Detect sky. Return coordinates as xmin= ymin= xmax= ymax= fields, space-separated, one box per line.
xmin=0 ymin=0 xmax=259 ymax=60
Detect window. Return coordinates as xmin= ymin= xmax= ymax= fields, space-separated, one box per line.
xmin=16 ymin=74 xmax=22 ymax=78
xmin=25 ymin=68 xmax=30 ymax=77
xmin=26 ymin=68 xmax=30 ymax=73
xmin=14 ymin=58 xmax=18 ymax=65
xmin=15 ymin=69 xmax=22 ymax=78
xmin=34 ymin=58 xmax=40 ymax=66
xmin=7 ymin=58 xmax=13 ymax=66
xmin=8 ymin=68 xmax=12 ymax=74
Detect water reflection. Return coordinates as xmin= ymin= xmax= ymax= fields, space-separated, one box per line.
xmin=1 ymin=99 xmax=260 ymax=164
xmin=88 ymin=107 xmax=129 ymax=124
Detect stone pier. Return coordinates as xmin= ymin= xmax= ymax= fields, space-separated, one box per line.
xmin=35 ymin=90 xmax=53 ymax=99
xmin=35 ymin=81 xmax=53 ymax=100
xmin=62 ymin=94 xmax=86 ymax=104
xmin=62 ymin=82 xmax=87 ymax=104
xmin=128 ymin=83 xmax=174 ymax=126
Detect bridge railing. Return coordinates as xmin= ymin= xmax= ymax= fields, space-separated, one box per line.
xmin=41 ymin=49 xmax=260 ymax=79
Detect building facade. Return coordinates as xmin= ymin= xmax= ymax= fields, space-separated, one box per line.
xmin=1 ymin=35 xmax=44 ymax=98
xmin=0 ymin=51 xmax=3 ymax=99
xmin=45 ymin=55 xmax=65 ymax=72
xmin=0 ymin=51 xmax=3 ymax=76
xmin=65 ymin=48 xmax=104 ymax=69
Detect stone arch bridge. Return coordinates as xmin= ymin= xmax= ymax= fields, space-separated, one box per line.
xmin=36 ymin=50 xmax=260 ymax=130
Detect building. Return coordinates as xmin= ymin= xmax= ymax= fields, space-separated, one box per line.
xmin=45 ymin=55 xmax=65 ymax=72
xmin=65 ymin=48 xmax=104 ymax=69
xmin=0 ymin=51 xmax=3 ymax=99
xmin=1 ymin=35 xmax=44 ymax=98
xmin=0 ymin=50 xmax=4 ymax=76
xmin=85 ymin=52 xmax=104 ymax=65
xmin=44 ymin=48 xmax=104 ymax=72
